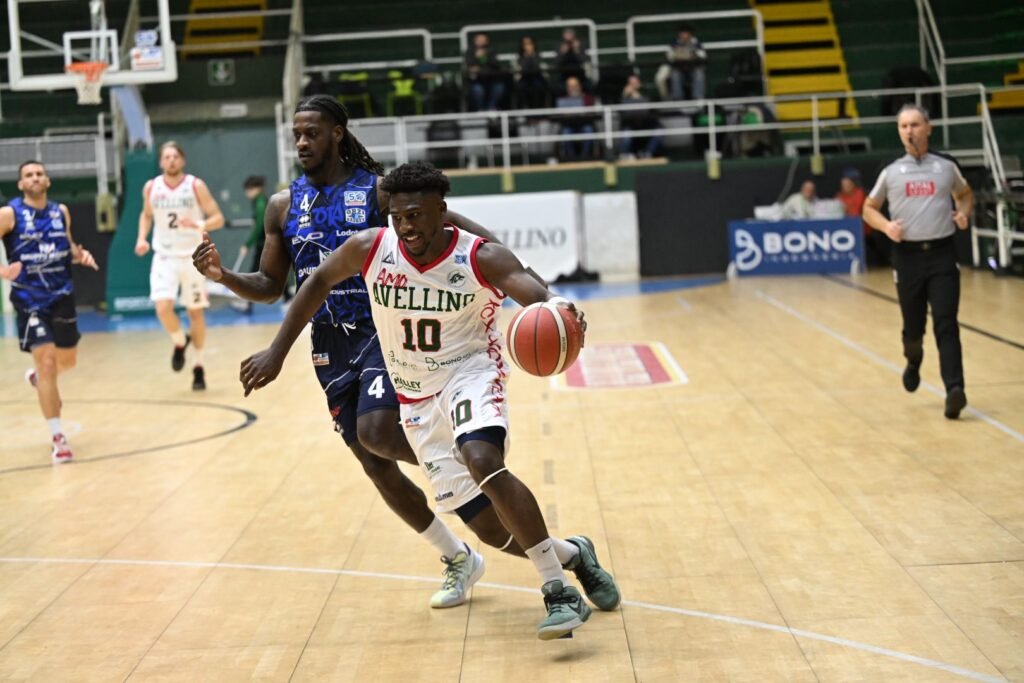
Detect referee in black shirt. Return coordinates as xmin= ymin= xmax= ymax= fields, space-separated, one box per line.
xmin=863 ymin=104 xmax=974 ymax=419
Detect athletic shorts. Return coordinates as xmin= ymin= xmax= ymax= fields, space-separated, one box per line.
xmin=150 ymin=252 xmax=209 ymax=309
xmin=17 ymin=294 xmax=81 ymax=353
xmin=311 ymin=319 xmax=398 ymax=444
xmin=400 ymin=353 xmax=508 ymax=514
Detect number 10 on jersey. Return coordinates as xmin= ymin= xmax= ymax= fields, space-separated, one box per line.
xmin=400 ymin=318 xmax=442 ymax=352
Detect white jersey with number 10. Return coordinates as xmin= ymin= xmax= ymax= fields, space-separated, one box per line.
xmin=149 ymin=174 xmax=204 ymax=256
xmin=361 ymin=225 xmax=508 ymax=400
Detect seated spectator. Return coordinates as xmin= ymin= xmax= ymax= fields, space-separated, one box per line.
xmin=782 ymin=180 xmax=817 ymax=219
xmin=553 ymin=28 xmax=592 ymax=94
xmin=557 ymin=76 xmax=597 ymax=161
xmin=837 ymin=168 xmax=889 ymax=266
xmin=516 ymin=35 xmax=549 ymax=110
xmin=729 ymin=104 xmax=779 ymax=157
xmin=618 ymin=75 xmax=662 ymax=159
xmin=836 ymin=169 xmax=865 ymax=218
xmin=464 ymin=32 xmax=505 ymax=111
xmin=664 ymin=24 xmax=707 ymax=101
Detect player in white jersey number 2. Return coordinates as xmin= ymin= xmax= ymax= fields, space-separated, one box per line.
xmin=239 ymin=162 xmax=621 ymax=640
xmin=135 ymin=141 xmax=225 ymax=390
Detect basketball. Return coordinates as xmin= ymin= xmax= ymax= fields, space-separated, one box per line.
xmin=506 ymin=301 xmax=583 ymax=377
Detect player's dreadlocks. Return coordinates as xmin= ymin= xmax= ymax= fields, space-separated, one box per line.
xmin=380 ymin=161 xmax=451 ymax=198
xmin=295 ymin=95 xmax=385 ymax=176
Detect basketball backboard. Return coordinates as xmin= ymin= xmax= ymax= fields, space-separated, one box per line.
xmin=5 ymin=0 xmax=177 ymax=92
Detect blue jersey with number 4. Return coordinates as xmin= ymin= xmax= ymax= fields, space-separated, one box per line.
xmin=3 ymin=198 xmax=73 ymax=311
xmin=284 ymin=167 xmax=383 ymax=326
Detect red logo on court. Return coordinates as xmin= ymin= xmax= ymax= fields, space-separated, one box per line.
xmin=905 ymin=181 xmax=935 ymax=197
xmin=554 ymin=343 xmax=687 ymax=389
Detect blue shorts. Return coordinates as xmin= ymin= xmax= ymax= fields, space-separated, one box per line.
xmin=310 ymin=319 xmax=398 ymax=444
xmin=17 ymin=294 xmax=81 ymax=353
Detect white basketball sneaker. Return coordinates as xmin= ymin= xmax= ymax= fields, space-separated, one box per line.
xmin=430 ymin=544 xmax=485 ymax=608
xmin=51 ymin=434 xmax=73 ymax=465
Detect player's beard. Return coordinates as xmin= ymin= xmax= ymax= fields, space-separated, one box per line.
xmin=300 ymin=152 xmax=329 ymax=177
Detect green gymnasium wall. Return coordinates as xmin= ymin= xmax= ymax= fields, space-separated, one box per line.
xmin=106 ymin=150 xmax=157 ymax=315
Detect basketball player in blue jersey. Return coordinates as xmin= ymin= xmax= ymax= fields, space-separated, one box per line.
xmin=193 ymin=95 xmax=537 ymax=608
xmin=0 ymin=160 xmax=98 ymax=463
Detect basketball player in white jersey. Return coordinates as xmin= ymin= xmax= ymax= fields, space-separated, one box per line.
xmin=238 ymin=162 xmax=620 ymax=640
xmin=135 ymin=141 xmax=224 ymax=390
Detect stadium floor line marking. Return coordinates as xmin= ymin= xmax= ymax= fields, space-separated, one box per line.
xmin=0 ymin=556 xmax=1005 ymax=682
xmin=822 ymin=274 xmax=1024 ymax=352
xmin=0 ymin=399 xmax=257 ymax=475
xmin=755 ymin=290 xmax=1024 ymax=443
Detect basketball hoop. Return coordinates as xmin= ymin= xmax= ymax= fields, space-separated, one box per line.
xmin=66 ymin=61 xmax=108 ymax=105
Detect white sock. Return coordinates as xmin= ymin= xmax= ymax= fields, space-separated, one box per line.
xmin=526 ymin=539 xmax=569 ymax=586
xmin=46 ymin=418 xmax=62 ymax=437
xmin=550 ymin=537 xmax=580 ymax=566
xmin=420 ymin=515 xmax=465 ymax=559
xmin=193 ymin=347 xmax=203 ymax=366
xmin=170 ymin=329 xmax=187 ymax=347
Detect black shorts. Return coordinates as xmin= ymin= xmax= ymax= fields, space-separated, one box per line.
xmin=16 ymin=294 xmax=81 ymax=353
xmin=311 ymin=319 xmax=398 ymax=444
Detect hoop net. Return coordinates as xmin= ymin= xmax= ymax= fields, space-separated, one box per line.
xmin=66 ymin=61 xmax=108 ymax=105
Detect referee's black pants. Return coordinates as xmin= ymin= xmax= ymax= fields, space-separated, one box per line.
xmin=892 ymin=236 xmax=964 ymax=392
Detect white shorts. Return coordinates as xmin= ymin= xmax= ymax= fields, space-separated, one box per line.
xmin=401 ymin=353 xmax=510 ymax=514
xmin=150 ymin=253 xmax=209 ymax=309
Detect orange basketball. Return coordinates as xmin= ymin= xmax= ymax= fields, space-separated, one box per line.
xmin=506 ymin=301 xmax=583 ymax=377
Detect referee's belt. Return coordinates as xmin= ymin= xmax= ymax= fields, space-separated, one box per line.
xmin=896 ymin=234 xmax=954 ymax=252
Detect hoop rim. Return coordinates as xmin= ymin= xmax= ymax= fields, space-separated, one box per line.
xmin=65 ymin=61 xmax=109 ymax=81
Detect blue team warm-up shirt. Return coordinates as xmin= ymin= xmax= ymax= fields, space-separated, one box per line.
xmin=283 ymin=168 xmax=383 ymax=326
xmin=3 ymin=198 xmax=73 ymax=312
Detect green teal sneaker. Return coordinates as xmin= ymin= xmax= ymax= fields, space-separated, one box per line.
xmin=564 ymin=535 xmax=621 ymax=611
xmin=430 ymin=545 xmax=485 ymax=609
xmin=538 ymin=580 xmax=591 ymax=640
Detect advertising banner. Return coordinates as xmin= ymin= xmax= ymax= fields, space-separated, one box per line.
xmin=728 ymin=218 xmax=864 ymax=276
xmin=446 ymin=191 xmax=581 ymax=282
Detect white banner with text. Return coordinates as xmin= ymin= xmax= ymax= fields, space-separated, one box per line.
xmin=446 ymin=191 xmax=581 ymax=282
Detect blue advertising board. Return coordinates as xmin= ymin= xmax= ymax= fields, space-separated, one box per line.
xmin=727 ymin=218 xmax=865 ymax=276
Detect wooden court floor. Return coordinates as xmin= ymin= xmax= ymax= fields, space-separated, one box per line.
xmin=0 ymin=270 xmax=1021 ymax=682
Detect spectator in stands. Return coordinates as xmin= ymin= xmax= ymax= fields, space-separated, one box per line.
xmin=463 ymin=32 xmax=505 ymax=112
xmin=837 ymin=168 xmax=889 ymax=266
xmin=515 ymin=35 xmax=549 ymax=110
xmin=782 ymin=180 xmax=817 ymax=219
xmin=556 ymin=76 xmax=597 ymax=161
xmin=836 ymin=168 xmax=865 ymax=219
xmin=665 ymin=24 xmax=707 ymax=101
xmin=553 ymin=28 xmax=592 ymax=94
xmin=618 ymin=75 xmax=663 ymax=159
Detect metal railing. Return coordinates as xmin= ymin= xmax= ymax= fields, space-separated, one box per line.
xmin=274 ymin=83 xmax=1002 ymax=179
xmin=916 ymin=0 xmax=949 ymax=146
xmin=281 ymin=0 xmax=304 ymax=123
xmin=0 ymin=124 xmax=117 ymax=196
xmin=297 ymin=10 xmax=764 ymax=92
xmin=918 ymin=0 xmax=1024 ymax=149
xmin=459 ymin=19 xmax=600 ymax=78
xmin=625 ymin=10 xmax=764 ymax=87
xmin=916 ymin=0 xmax=1023 ymax=268
xmin=972 ymin=83 xmax=1023 ymax=269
